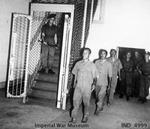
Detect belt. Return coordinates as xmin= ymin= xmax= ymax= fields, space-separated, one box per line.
xmin=42 ymin=43 xmax=57 ymax=47
xmin=47 ymin=44 xmax=57 ymax=47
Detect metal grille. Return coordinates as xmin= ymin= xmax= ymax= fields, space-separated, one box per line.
xmin=27 ymin=11 xmax=61 ymax=93
xmin=7 ymin=15 xmax=31 ymax=97
xmin=27 ymin=11 xmax=47 ymax=92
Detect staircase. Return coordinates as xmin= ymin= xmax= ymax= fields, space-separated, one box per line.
xmin=27 ymin=48 xmax=61 ymax=107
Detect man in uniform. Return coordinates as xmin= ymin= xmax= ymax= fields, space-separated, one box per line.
xmin=40 ymin=14 xmax=58 ymax=74
xmin=133 ymin=51 xmax=144 ymax=97
xmin=70 ymin=48 xmax=98 ymax=123
xmin=94 ymin=49 xmax=112 ymax=115
xmin=120 ymin=51 xmax=134 ymax=101
xmin=107 ymin=49 xmax=122 ymax=105
xmin=139 ymin=52 xmax=150 ymax=103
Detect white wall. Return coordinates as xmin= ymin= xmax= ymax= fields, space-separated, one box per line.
xmin=0 ymin=0 xmax=30 ymax=86
xmin=87 ymin=0 xmax=150 ymax=60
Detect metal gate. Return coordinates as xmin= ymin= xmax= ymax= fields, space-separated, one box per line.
xmin=7 ymin=14 xmax=32 ymax=103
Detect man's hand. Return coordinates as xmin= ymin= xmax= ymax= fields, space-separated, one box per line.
xmin=107 ymin=84 xmax=111 ymax=90
xmin=43 ymin=42 xmax=47 ymax=45
xmin=91 ymin=84 xmax=95 ymax=92
xmin=118 ymin=76 xmax=121 ymax=81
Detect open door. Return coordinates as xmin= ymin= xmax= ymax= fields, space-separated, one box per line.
xmin=7 ymin=14 xmax=32 ymax=103
xmin=57 ymin=14 xmax=74 ymax=110
xmin=30 ymin=3 xmax=74 ymax=109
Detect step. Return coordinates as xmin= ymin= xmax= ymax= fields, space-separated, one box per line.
xmin=36 ymin=73 xmax=59 ymax=83
xmin=33 ymin=81 xmax=58 ymax=92
xmin=29 ymin=88 xmax=57 ymax=100
xmin=55 ymin=49 xmax=61 ymax=56
xmin=54 ymin=55 xmax=60 ymax=62
xmin=38 ymin=67 xmax=59 ymax=75
xmin=27 ymin=96 xmax=56 ymax=107
xmin=53 ymin=60 xmax=60 ymax=68
xmin=52 ymin=67 xmax=59 ymax=74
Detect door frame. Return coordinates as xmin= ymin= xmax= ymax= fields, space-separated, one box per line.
xmin=30 ymin=3 xmax=74 ymax=110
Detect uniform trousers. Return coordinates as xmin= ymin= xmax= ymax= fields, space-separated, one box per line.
xmin=95 ymin=85 xmax=107 ymax=109
xmin=109 ymin=75 xmax=118 ymax=103
xmin=72 ymin=87 xmax=91 ymax=118
xmin=140 ymin=75 xmax=150 ymax=98
xmin=41 ymin=44 xmax=55 ymax=70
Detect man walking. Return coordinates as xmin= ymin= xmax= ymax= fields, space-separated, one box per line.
xmin=107 ymin=49 xmax=122 ymax=105
xmin=70 ymin=48 xmax=98 ymax=123
xmin=94 ymin=49 xmax=112 ymax=115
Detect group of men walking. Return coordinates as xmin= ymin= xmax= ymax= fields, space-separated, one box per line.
xmin=70 ymin=48 xmax=122 ymax=123
xmin=70 ymin=47 xmax=150 ymax=123
xmin=39 ymin=14 xmax=150 ymax=124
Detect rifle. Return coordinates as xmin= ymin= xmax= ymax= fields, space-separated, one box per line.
xmin=38 ymin=39 xmax=58 ymax=48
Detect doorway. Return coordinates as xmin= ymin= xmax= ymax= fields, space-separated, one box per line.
xmin=116 ymin=46 xmax=145 ymax=96
xmin=7 ymin=3 xmax=74 ymax=110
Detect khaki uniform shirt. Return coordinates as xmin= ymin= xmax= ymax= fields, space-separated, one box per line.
xmin=95 ymin=59 xmax=112 ymax=86
xmin=107 ymin=57 xmax=122 ymax=76
xmin=72 ymin=60 xmax=98 ymax=92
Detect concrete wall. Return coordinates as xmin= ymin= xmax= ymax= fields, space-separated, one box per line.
xmin=0 ymin=0 xmax=30 ymax=88
xmin=87 ymin=0 xmax=150 ymax=60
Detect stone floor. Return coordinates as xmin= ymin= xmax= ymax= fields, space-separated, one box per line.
xmin=0 ymin=89 xmax=150 ymax=129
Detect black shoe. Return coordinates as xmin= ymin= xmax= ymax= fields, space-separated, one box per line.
xmin=126 ymin=96 xmax=130 ymax=101
xmin=140 ymin=98 xmax=147 ymax=104
xmin=119 ymin=94 xmax=123 ymax=98
xmin=48 ymin=69 xmax=55 ymax=74
xmin=94 ymin=107 xmax=103 ymax=116
xmin=107 ymin=102 xmax=111 ymax=106
xmin=94 ymin=110 xmax=99 ymax=116
xmin=69 ymin=118 xmax=77 ymax=123
xmin=138 ymin=97 xmax=142 ymax=102
xmin=81 ymin=116 xmax=88 ymax=123
xmin=39 ymin=68 xmax=45 ymax=73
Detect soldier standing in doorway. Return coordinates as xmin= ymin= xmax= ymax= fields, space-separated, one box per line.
xmin=40 ymin=14 xmax=58 ymax=74
xmin=120 ymin=51 xmax=134 ymax=101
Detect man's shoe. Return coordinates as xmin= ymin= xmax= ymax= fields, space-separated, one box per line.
xmin=99 ymin=107 xmax=103 ymax=111
xmin=94 ymin=107 xmax=103 ymax=116
xmin=69 ymin=118 xmax=77 ymax=123
xmin=48 ymin=69 xmax=55 ymax=74
xmin=81 ymin=116 xmax=88 ymax=123
xmin=126 ymin=96 xmax=130 ymax=101
xmin=94 ymin=110 xmax=100 ymax=116
xmin=138 ymin=97 xmax=142 ymax=102
xmin=141 ymin=98 xmax=147 ymax=104
xmin=39 ymin=68 xmax=45 ymax=73
xmin=107 ymin=102 xmax=111 ymax=106
xmin=119 ymin=94 xmax=123 ymax=98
